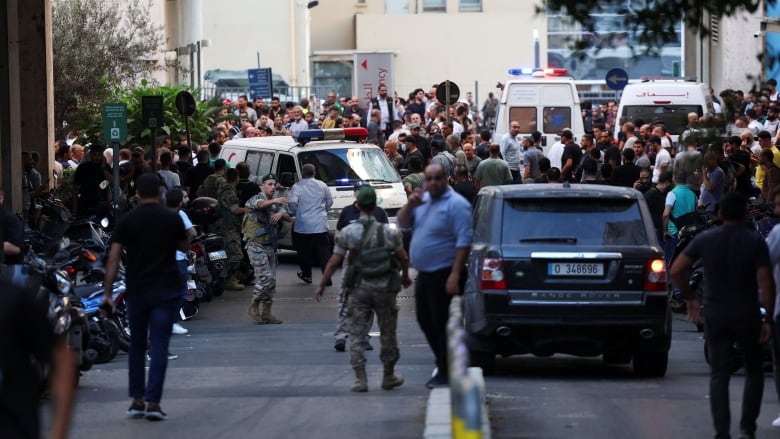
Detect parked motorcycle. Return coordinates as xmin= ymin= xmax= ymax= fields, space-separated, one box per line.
xmin=186 ymin=197 xmax=228 ymax=299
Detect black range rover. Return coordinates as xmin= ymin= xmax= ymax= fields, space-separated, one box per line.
xmin=464 ymin=184 xmax=671 ymax=377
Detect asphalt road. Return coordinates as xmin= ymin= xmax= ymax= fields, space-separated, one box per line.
xmin=48 ymin=253 xmax=780 ymax=439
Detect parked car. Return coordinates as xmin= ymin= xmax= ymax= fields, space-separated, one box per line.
xmin=463 ymin=183 xmax=671 ymax=377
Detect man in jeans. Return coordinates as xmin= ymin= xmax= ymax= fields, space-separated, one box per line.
xmin=289 ymin=163 xmax=333 ymax=285
xmin=672 ymin=191 xmax=775 ymax=439
xmin=102 ymin=173 xmax=189 ymax=421
xmin=397 ymin=163 xmax=473 ymax=388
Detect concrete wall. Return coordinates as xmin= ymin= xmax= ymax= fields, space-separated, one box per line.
xmin=354 ymin=10 xmax=545 ymax=99
xmin=1 ymin=0 xmax=54 ymax=212
xmin=710 ymin=11 xmax=763 ymax=94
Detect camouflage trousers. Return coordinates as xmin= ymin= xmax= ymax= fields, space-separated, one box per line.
xmin=246 ymin=242 xmax=277 ymax=304
xmin=347 ymin=287 xmax=399 ymax=370
xmin=335 ymin=288 xmax=374 ymax=342
xmin=216 ymin=227 xmax=243 ymax=271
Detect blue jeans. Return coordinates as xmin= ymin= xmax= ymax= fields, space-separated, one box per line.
xmin=126 ymin=290 xmax=182 ymax=402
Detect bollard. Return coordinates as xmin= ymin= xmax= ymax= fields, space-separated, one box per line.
xmin=447 ymin=296 xmax=482 ymax=439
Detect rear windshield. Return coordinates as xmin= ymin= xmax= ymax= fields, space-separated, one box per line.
xmin=503 ymin=198 xmax=648 ymax=246
xmin=297 ymin=147 xmax=401 ymax=186
xmin=620 ymin=105 xmax=701 ymax=135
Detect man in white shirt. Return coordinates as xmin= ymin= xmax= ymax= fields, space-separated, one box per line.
xmin=650 ymin=135 xmax=672 ymax=183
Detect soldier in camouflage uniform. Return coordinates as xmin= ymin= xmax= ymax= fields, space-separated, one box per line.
xmin=315 ymin=186 xmax=412 ymax=392
xmin=244 ymin=173 xmax=290 ymax=323
xmin=215 ymin=168 xmax=246 ymax=290
xmin=196 ymin=159 xmax=227 ymax=199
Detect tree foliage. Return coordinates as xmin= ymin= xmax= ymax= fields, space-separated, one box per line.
xmin=78 ymin=80 xmax=229 ymax=148
xmin=52 ymin=0 xmax=164 ymax=138
xmin=538 ymin=0 xmax=773 ymax=55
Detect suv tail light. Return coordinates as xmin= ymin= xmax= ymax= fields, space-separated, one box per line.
xmin=480 ymin=257 xmax=507 ymax=290
xmin=644 ymin=259 xmax=667 ymax=292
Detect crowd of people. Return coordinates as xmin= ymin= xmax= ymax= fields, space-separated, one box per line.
xmin=11 ymin=78 xmax=780 ymax=436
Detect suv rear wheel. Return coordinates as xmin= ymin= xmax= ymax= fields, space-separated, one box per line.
xmin=469 ymin=349 xmax=496 ymax=375
xmin=632 ymin=342 xmax=669 ymax=377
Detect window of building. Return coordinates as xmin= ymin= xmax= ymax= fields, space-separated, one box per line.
xmin=422 ymin=0 xmax=446 ymax=12
xmin=459 ymin=0 xmax=482 ymax=12
xmin=546 ymin=4 xmax=682 ymax=81
xmin=386 ymin=0 xmax=410 ymax=14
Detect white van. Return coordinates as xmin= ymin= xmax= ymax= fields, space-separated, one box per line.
xmin=493 ymin=68 xmax=585 ymax=155
xmin=219 ymin=128 xmax=407 ymax=249
xmin=615 ymin=79 xmax=714 ymax=146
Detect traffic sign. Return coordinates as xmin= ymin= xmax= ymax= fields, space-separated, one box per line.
xmin=175 ymin=91 xmax=196 ymax=117
xmin=248 ymin=67 xmax=273 ymax=99
xmin=436 ymin=80 xmax=460 ymax=106
xmin=102 ymin=103 xmax=127 ymax=143
xmin=141 ymin=96 xmax=164 ymax=129
xmin=605 ymin=68 xmax=629 ymax=91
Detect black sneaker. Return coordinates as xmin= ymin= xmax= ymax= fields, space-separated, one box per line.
xmin=334 ymin=339 xmax=346 ymax=352
xmin=425 ymin=373 xmax=449 ymax=389
xmin=127 ymin=401 xmax=145 ymax=419
xmin=297 ymin=272 xmax=312 ymax=284
xmin=363 ymin=341 xmax=373 ymax=351
xmin=145 ymin=404 xmax=168 ymax=421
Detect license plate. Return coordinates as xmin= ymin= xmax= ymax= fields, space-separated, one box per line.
xmin=548 ymin=262 xmax=603 ymax=277
xmin=187 ymin=280 xmax=197 ymax=290
xmin=208 ymin=250 xmax=227 ymax=261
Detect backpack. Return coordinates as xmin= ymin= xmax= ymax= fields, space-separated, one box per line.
xmin=342 ymin=222 xmax=401 ymax=290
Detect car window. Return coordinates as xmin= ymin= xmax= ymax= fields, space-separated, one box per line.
xmin=503 ymin=198 xmax=648 ymax=246
xmin=246 ymin=150 xmax=275 ymax=183
xmin=297 ymin=147 xmax=401 ymax=186
xmin=472 ymin=194 xmax=490 ymax=241
xmin=620 ymin=105 xmax=700 ymax=135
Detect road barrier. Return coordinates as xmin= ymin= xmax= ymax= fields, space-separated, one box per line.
xmin=447 ymin=296 xmax=486 ymax=439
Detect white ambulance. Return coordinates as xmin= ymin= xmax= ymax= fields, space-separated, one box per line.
xmin=615 ymin=79 xmax=714 ymax=146
xmin=219 ymin=128 xmax=407 ymax=249
xmin=493 ymin=68 xmax=585 ymax=155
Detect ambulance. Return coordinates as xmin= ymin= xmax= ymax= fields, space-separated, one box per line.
xmin=493 ymin=68 xmax=585 ymax=155
xmin=615 ymin=79 xmax=714 ymax=146
xmin=219 ymin=128 xmax=407 ymax=249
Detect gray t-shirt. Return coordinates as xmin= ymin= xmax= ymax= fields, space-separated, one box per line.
xmin=474 ymin=158 xmax=513 ymax=187
xmin=522 ymin=147 xmax=544 ymax=180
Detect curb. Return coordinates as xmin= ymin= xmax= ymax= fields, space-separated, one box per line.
xmin=423 ymin=367 xmax=491 ymax=439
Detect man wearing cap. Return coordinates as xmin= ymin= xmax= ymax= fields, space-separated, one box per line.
xmin=245 ymin=173 xmax=291 ymax=324
xmin=315 ymin=186 xmax=411 ymax=392
xmin=101 ymin=173 xmax=189 ymax=421
xmin=330 ymin=181 xmax=390 ymax=352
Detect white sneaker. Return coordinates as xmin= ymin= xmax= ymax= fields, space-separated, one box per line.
xmin=772 ymin=413 xmax=780 ymax=427
xmin=172 ymin=323 xmax=188 ymax=335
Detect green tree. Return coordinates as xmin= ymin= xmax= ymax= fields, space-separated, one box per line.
xmin=52 ymin=0 xmax=164 ymax=138
xmin=78 ymin=81 xmax=229 ymax=148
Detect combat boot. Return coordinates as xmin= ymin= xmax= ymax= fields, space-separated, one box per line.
xmin=260 ymin=303 xmax=282 ymax=324
xmin=381 ymin=366 xmax=404 ymax=390
xmin=225 ymin=274 xmax=245 ymax=291
xmin=247 ymin=299 xmax=261 ymax=322
xmin=351 ymin=368 xmax=368 ymax=392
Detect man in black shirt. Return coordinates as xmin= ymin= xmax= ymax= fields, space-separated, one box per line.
xmin=727 ymin=135 xmax=754 ymax=197
xmin=72 ymin=144 xmax=112 ymax=215
xmin=612 ymin=148 xmax=641 ymax=188
xmin=236 ymin=162 xmax=261 ymax=206
xmin=185 ymin=149 xmax=213 ymax=196
xmin=102 ymin=173 xmax=188 ymax=421
xmin=331 ymin=182 xmax=389 ymax=352
xmin=559 ymin=130 xmax=582 ymax=182
xmin=671 ymin=191 xmax=775 ymax=439
xmin=0 ymin=277 xmax=75 ymax=439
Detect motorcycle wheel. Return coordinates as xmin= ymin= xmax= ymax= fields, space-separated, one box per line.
xmin=92 ymin=319 xmax=121 ymax=364
xmin=211 ymin=278 xmax=225 ymax=297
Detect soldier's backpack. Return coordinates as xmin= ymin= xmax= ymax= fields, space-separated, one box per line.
xmin=343 ymin=222 xmax=401 ymax=290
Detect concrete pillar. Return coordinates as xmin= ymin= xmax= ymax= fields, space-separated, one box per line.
xmin=0 ymin=0 xmax=53 ymax=213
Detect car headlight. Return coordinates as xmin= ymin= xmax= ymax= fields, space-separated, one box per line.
xmin=327 ymin=208 xmax=343 ymax=220
xmin=54 ymin=270 xmax=73 ymax=296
